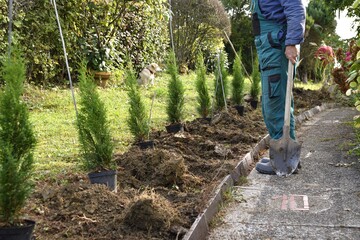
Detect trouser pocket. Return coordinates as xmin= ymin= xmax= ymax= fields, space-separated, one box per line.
xmin=268 ymin=73 xmax=281 ymax=98
xmin=254 ymin=30 xmax=284 ymax=71
xmin=260 ymin=67 xmax=284 ymax=99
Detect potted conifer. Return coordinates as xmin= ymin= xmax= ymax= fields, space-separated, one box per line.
xmin=165 ymin=50 xmax=185 ymax=133
xmin=250 ymin=56 xmax=261 ymax=109
xmin=232 ymin=52 xmax=245 ymax=116
xmin=214 ymin=51 xmax=229 ymax=111
xmin=125 ymin=62 xmax=153 ymax=149
xmin=0 ymin=49 xmax=36 ymax=239
xmin=195 ymin=52 xmax=211 ymax=121
xmin=76 ymin=62 xmax=116 ymax=192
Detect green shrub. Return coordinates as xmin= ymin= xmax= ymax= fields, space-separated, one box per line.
xmin=125 ymin=62 xmax=150 ymax=142
xmin=0 ymin=49 xmax=36 ymax=224
xmin=166 ymin=50 xmax=185 ymax=123
xmin=250 ymin=56 xmax=261 ymax=101
xmin=195 ymin=52 xmax=211 ymax=118
xmin=232 ymin=52 xmax=245 ymax=105
xmin=76 ymin=62 xmax=114 ymax=171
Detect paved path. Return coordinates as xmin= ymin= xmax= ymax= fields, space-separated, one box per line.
xmin=208 ymin=107 xmax=360 ymax=240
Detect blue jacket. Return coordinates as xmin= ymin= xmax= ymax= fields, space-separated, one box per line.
xmin=259 ymin=0 xmax=306 ymax=46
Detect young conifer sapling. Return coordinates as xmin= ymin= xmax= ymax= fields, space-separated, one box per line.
xmin=0 ymin=49 xmax=36 ymax=227
xmin=250 ymin=56 xmax=261 ymax=104
xmin=76 ymin=62 xmax=114 ymax=172
xmin=214 ymin=51 xmax=229 ymax=110
xmin=195 ymin=52 xmax=211 ymax=119
xmin=125 ymin=62 xmax=150 ymax=143
xmin=166 ymin=50 xmax=185 ymax=124
xmin=232 ymin=52 xmax=245 ymax=105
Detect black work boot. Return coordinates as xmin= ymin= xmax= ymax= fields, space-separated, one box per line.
xmin=256 ymin=158 xmax=301 ymax=175
xmin=255 ymin=160 xmax=275 ymax=175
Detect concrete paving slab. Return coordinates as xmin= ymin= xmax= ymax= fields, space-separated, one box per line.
xmin=208 ymin=107 xmax=360 ymax=240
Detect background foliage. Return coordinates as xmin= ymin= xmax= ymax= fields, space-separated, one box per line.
xmin=171 ymin=0 xmax=230 ymax=71
xmin=221 ymin=0 xmax=254 ymax=74
xmin=297 ymin=0 xmax=337 ymax=83
xmin=0 ymin=0 xmax=169 ymax=85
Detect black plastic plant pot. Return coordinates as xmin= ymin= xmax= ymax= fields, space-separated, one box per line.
xmin=204 ymin=117 xmax=212 ymax=122
xmin=250 ymin=100 xmax=258 ymax=109
xmin=234 ymin=105 xmax=245 ymax=116
xmin=88 ymin=170 xmax=117 ymax=192
xmin=0 ymin=219 xmax=35 ymax=240
xmin=165 ymin=122 xmax=183 ymax=133
xmin=196 ymin=117 xmax=211 ymax=123
xmin=138 ymin=140 xmax=155 ymax=150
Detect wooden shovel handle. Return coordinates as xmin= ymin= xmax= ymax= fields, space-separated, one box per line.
xmin=284 ymin=61 xmax=294 ymax=131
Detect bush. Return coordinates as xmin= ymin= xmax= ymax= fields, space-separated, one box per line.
xmin=166 ymin=50 xmax=185 ymax=123
xmin=125 ymin=62 xmax=150 ymax=142
xmin=232 ymin=52 xmax=245 ymax=105
xmin=0 ymin=49 xmax=36 ymax=224
xmin=195 ymin=52 xmax=211 ymax=118
xmin=76 ymin=62 xmax=114 ymax=171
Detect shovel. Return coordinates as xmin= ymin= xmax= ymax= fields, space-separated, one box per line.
xmin=269 ymin=61 xmax=301 ymax=176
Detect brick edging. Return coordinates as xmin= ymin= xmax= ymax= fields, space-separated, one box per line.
xmin=182 ymin=103 xmax=335 ymax=240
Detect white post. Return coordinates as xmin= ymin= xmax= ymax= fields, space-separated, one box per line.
xmin=52 ymin=0 xmax=78 ymax=116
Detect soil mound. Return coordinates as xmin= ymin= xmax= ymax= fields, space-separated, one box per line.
xmin=124 ymin=189 xmax=180 ymax=232
xmin=24 ymin=88 xmax=333 ymax=239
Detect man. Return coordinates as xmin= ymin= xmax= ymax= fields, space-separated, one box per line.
xmin=251 ymin=0 xmax=306 ymax=174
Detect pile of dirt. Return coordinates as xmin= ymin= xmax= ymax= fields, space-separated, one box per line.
xmin=123 ymin=189 xmax=181 ymax=232
xmin=24 ymin=88 xmax=332 ymax=239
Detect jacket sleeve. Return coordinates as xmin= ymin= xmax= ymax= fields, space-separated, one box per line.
xmin=280 ymin=0 xmax=306 ymax=46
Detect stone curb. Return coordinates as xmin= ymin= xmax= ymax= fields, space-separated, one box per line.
xmin=182 ymin=103 xmax=335 ymax=240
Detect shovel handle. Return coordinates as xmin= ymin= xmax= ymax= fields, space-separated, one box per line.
xmin=284 ymin=61 xmax=294 ymax=131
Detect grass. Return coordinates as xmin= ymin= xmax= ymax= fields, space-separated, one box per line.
xmin=208 ymin=187 xmax=234 ymax=229
xmin=294 ymin=80 xmax=323 ymax=90
xmin=25 ymin=72 xmax=319 ymax=179
xmin=237 ymin=176 xmax=248 ymax=185
xmin=25 ymin=72 xmax=249 ymax=179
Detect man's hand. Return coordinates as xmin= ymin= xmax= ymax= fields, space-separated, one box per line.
xmin=285 ymin=45 xmax=298 ymax=64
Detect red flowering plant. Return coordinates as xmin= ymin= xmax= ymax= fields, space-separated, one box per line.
xmin=314 ymin=44 xmax=335 ymax=84
xmin=331 ymin=40 xmax=360 ymax=94
xmin=315 ymin=45 xmax=335 ymax=67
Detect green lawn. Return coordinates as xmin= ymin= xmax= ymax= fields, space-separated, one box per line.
xmin=26 ymin=72 xmax=317 ymax=179
xmin=26 ymin=72 xmax=252 ymax=179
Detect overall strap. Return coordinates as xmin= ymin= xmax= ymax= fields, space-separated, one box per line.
xmin=251 ymin=0 xmax=285 ymax=37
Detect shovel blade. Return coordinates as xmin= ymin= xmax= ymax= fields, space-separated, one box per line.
xmin=269 ymin=137 xmax=301 ymax=176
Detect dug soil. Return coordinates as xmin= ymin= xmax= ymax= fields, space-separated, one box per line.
xmin=25 ymin=88 xmax=332 ymax=240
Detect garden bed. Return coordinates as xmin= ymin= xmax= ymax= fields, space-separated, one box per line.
xmin=24 ymin=88 xmax=331 ymax=239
